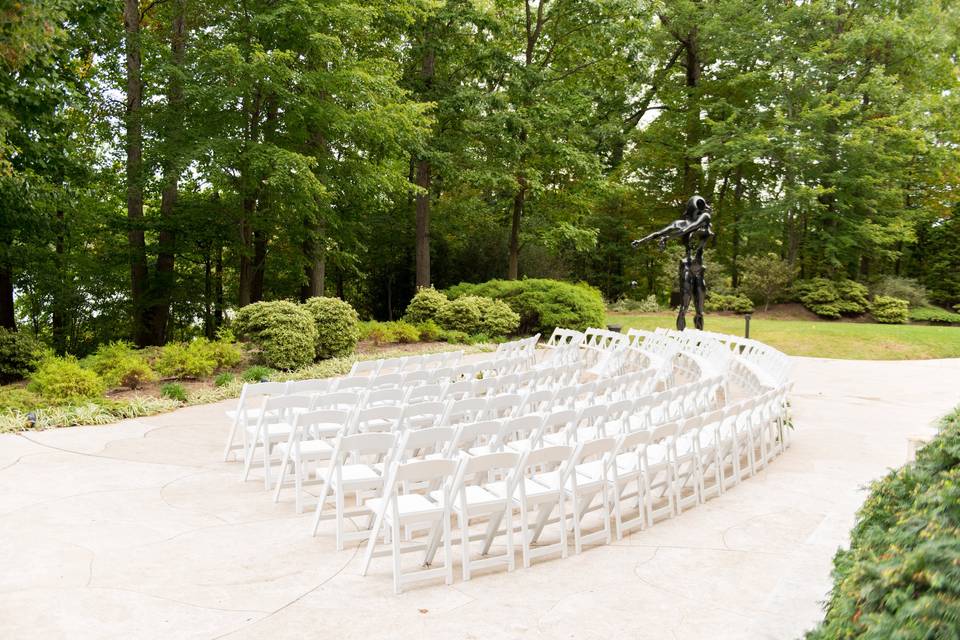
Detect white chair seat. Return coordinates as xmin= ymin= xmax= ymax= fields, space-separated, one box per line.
xmin=275 ymin=439 xmax=334 ymax=457
xmin=367 ymin=494 xmax=444 ymax=522
xmin=432 ymin=485 xmax=505 ymax=513
xmin=615 ymin=452 xmax=641 ymax=473
xmin=647 ymin=444 xmax=669 ymax=466
xmin=329 ymin=463 xmax=382 ymax=486
xmin=246 ymin=421 xmax=294 ymax=438
xmin=488 ymin=477 xmax=555 ymax=501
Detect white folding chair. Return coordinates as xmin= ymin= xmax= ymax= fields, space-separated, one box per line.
xmin=399 ymin=400 xmax=448 ymax=430
xmin=242 ymin=395 xmax=312 ymax=489
xmin=498 ymin=414 xmax=545 ymax=452
xmin=644 ymin=422 xmax=677 ymax=523
xmin=312 ymin=431 xmax=398 ymax=550
xmin=353 ymin=405 xmax=403 ymax=433
xmin=223 ymin=381 xmax=288 ymax=461
xmin=442 ymin=397 xmax=487 ymax=426
xmin=672 ymin=416 xmax=702 ymax=514
xmin=360 ymin=458 xmax=459 ymax=594
xmin=428 ymin=451 xmax=520 ymax=580
xmin=484 ymin=393 xmax=523 ymax=420
xmin=285 ymin=378 xmax=332 ymax=400
xmin=489 ymin=445 xmax=571 ymax=568
xmin=349 ymin=359 xmax=382 ymax=377
xmin=364 ymin=387 xmax=406 ymax=408
xmin=610 ymin=429 xmax=651 ymax=539
xmin=312 ymin=391 xmax=361 ymax=412
xmin=539 ymin=408 xmax=578 ymax=447
xmin=369 ymin=373 xmax=403 ymax=390
xmin=452 ymin=420 xmax=503 ymax=456
xmin=272 ymin=409 xmax=351 ymax=512
xmin=405 ymin=383 xmax=447 ymax=404
xmin=561 ymin=437 xmax=617 ymax=554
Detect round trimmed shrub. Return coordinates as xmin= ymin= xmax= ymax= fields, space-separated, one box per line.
xmin=447 ymin=278 xmax=606 ymax=335
xmin=478 ymin=298 xmax=520 ymax=337
xmin=86 ymin=341 xmax=157 ymax=389
xmin=403 ymin=287 xmax=450 ymax=324
xmin=303 ymin=297 xmax=361 ymax=359
xmin=437 ymin=296 xmax=485 ymax=334
xmin=0 ymin=328 xmax=41 ymax=384
xmin=704 ymin=292 xmax=754 ymax=314
xmin=234 ymin=301 xmax=318 ymax=370
xmin=870 ymin=295 xmax=909 ymax=324
xmin=28 ymin=356 xmax=106 ymax=401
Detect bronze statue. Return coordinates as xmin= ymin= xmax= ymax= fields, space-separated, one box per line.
xmin=632 ymin=195 xmax=714 ymax=331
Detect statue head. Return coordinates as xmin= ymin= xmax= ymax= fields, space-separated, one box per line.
xmin=684 ymin=195 xmax=710 ymax=220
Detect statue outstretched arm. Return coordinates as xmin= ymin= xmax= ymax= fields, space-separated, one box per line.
xmin=631 ymin=210 xmax=712 ymax=250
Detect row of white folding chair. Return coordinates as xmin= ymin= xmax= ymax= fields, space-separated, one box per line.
xmin=494 ymin=333 xmax=541 ymax=358
xmin=243 ymin=363 xmax=707 ymax=493
xmin=348 ymin=350 xmax=465 ymax=378
xmin=357 ymin=436 xmax=634 ymax=592
xmin=544 ymin=327 xmax=585 ymax=349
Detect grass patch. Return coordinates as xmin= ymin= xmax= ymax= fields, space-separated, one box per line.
xmin=609 ymin=312 xmax=960 ymax=360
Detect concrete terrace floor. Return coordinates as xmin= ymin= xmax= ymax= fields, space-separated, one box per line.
xmin=1 ymin=357 xmax=959 ymax=640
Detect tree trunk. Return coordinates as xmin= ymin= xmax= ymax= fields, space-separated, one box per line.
xmin=51 ymin=209 xmax=65 ymax=352
xmin=214 ymin=243 xmax=224 ymax=329
xmin=203 ymin=249 xmax=213 ymax=339
xmin=300 ymin=218 xmax=326 ymax=301
xmin=238 ymin=199 xmax=255 ymax=307
xmin=145 ymin=0 xmax=187 ymax=345
xmin=508 ymin=175 xmax=525 ymax=280
xmin=124 ymin=0 xmax=149 ymax=345
xmin=731 ymin=169 xmax=744 ymax=288
xmin=251 ymin=229 xmax=267 ymax=303
xmin=414 ymin=158 xmax=431 ymax=288
xmin=0 ymin=256 xmax=14 ymax=331
xmin=414 ymin=45 xmax=435 ymax=289
xmin=682 ymin=27 xmax=701 ymax=196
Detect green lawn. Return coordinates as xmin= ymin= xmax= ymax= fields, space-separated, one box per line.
xmin=608 ymin=312 xmax=960 ymax=360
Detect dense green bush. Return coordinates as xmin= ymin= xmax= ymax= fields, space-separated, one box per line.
xmin=437 ymin=296 xmax=485 ymax=334
xmin=85 ymin=341 xmax=158 ymax=389
xmin=871 ymin=276 xmax=930 ymax=308
xmin=0 ymin=329 xmax=41 ymax=384
xmin=703 ymin=292 xmax=754 ymax=314
xmin=909 ymin=306 xmax=960 ymax=325
xmin=793 ymin=278 xmax=869 ymax=318
xmin=28 ymin=357 xmax=106 ymax=401
xmin=154 ymin=340 xmax=213 ymax=379
xmin=415 ymin=320 xmax=444 ymax=342
xmin=234 ymin=301 xmax=318 ymax=370
xmin=160 ymin=382 xmax=187 ymax=402
xmin=303 ymin=296 xmax=361 ymax=359
xmin=403 ymin=287 xmax=450 ymax=324
xmin=807 ymin=407 xmax=960 ymax=639
xmin=364 ymin=321 xmax=421 ymax=345
xmin=202 ymin=338 xmax=244 ymax=369
xmin=447 ymin=278 xmax=605 ymax=335
xmin=869 ymin=295 xmax=909 ymax=324
xmin=477 ymin=298 xmax=520 ymax=337
xmin=241 ymin=365 xmax=274 ymax=382
xmin=442 ymin=330 xmax=470 ymax=344
xmin=836 ymin=279 xmax=870 ymax=315
xmin=214 ymin=372 xmax=235 ymax=387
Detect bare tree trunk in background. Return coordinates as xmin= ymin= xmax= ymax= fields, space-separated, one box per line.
xmin=145 ymin=0 xmax=187 ymax=345
xmin=300 ymin=218 xmax=326 ymax=301
xmin=0 ymin=257 xmax=14 ymax=331
xmin=414 ymin=45 xmax=434 ymax=288
xmin=682 ymin=27 xmax=701 ymax=196
xmin=508 ymin=174 xmax=525 ymax=280
xmin=124 ymin=0 xmax=149 ymax=345
xmin=238 ymin=209 xmax=254 ymax=307
xmin=214 ymin=243 xmax=224 ymax=329
xmin=251 ymin=229 xmax=267 ymax=303
xmin=51 ymin=209 xmax=66 ymax=351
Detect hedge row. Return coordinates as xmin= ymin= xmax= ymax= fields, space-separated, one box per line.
xmin=807 ymin=407 xmax=960 ymax=639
